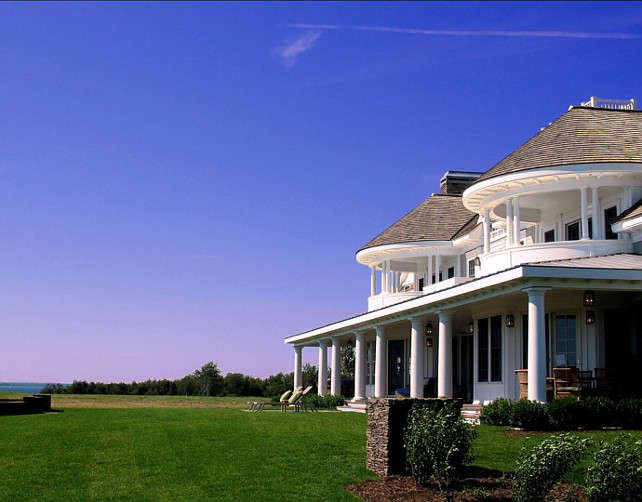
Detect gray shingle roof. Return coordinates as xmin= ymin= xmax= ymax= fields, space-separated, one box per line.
xmin=358 ymin=194 xmax=477 ymax=251
xmin=474 ymin=107 xmax=642 ymax=184
xmin=529 ymin=253 xmax=642 ymax=270
xmin=613 ymin=198 xmax=642 ymax=224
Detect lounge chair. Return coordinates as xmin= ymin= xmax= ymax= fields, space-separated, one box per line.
xmin=553 ymin=367 xmax=581 ymax=400
xmin=289 ymin=386 xmax=317 ymax=412
xmin=249 ymin=387 xmax=302 ymax=412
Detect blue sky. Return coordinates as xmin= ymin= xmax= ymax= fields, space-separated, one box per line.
xmin=1 ymin=1 xmax=641 ymax=382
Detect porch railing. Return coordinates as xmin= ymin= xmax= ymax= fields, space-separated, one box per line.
xmin=581 ymin=96 xmax=638 ymax=110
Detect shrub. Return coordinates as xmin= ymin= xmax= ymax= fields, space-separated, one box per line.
xmin=581 ymin=396 xmax=616 ymax=429
xmin=404 ymin=401 xmax=476 ymax=495
xmin=616 ymin=398 xmax=642 ymax=429
xmin=302 ymin=394 xmax=344 ymax=409
xmin=513 ymin=434 xmax=591 ymax=502
xmin=585 ymin=434 xmax=642 ymax=502
xmin=480 ymin=398 xmax=513 ymax=426
xmin=510 ymin=399 xmax=551 ymax=430
xmin=548 ymin=396 xmax=583 ymax=430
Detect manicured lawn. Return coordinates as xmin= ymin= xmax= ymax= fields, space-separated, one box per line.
xmin=0 ymin=398 xmax=373 ymax=501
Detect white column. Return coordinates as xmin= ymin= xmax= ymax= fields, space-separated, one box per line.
xmin=513 ymin=198 xmax=521 ymax=245
xmin=374 ymin=326 xmax=387 ymax=397
xmin=581 ymin=188 xmax=589 ymax=239
xmin=294 ymin=345 xmax=303 ymax=390
xmin=410 ymin=316 xmax=426 ymax=398
xmin=437 ymin=311 xmax=453 ymax=398
xmin=317 ymin=341 xmax=328 ymax=396
xmin=435 ymin=255 xmax=442 ymax=282
xmin=354 ymin=331 xmax=367 ymax=400
xmin=427 ymin=256 xmax=433 ymax=285
xmin=370 ymin=267 xmax=377 ymax=296
xmin=330 ymin=337 xmax=341 ymax=395
xmin=592 ymin=188 xmax=601 ymax=240
xmin=524 ymin=287 xmax=550 ymax=402
xmin=454 ymin=256 xmax=461 ymax=278
xmin=483 ymin=209 xmax=491 ymax=253
xmin=506 ymin=198 xmax=514 ymax=246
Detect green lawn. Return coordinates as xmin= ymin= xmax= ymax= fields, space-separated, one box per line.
xmin=0 ymin=404 xmax=373 ymax=501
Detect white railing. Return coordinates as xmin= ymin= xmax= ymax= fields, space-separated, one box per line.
xmin=581 ymin=96 xmax=638 ymax=110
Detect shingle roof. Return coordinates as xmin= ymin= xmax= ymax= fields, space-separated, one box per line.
xmin=529 ymin=253 xmax=642 ymax=270
xmin=613 ymin=198 xmax=642 ymax=224
xmin=358 ymin=194 xmax=477 ymax=251
xmin=474 ymin=107 xmax=642 ymax=184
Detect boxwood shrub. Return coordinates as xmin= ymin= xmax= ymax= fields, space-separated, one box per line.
xmin=480 ymin=397 xmax=514 ymax=426
xmin=548 ymin=396 xmax=583 ymax=430
xmin=510 ymin=398 xmax=551 ymax=430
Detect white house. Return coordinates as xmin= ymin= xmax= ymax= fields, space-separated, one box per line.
xmin=285 ymin=97 xmax=642 ymax=405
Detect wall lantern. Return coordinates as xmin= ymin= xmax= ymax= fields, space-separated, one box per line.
xmin=584 ymin=290 xmax=596 ymax=307
xmin=425 ymin=322 xmax=433 ymax=336
xmin=505 ymin=314 xmax=515 ymax=328
xmin=346 ymin=339 xmax=354 ymax=350
xmin=425 ymin=337 xmax=433 ymax=348
xmin=586 ymin=311 xmax=595 ymax=325
xmin=468 ymin=322 xmax=475 ymax=335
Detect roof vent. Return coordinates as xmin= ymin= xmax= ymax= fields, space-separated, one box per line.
xmin=580 ymin=96 xmax=638 ymax=110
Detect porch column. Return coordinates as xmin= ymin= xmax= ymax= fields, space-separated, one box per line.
xmin=513 ymin=198 xmax=521 ymax=245
xmin=483 ymin=209 xmax=491 ymax=254
xmin=410 ymin=316 xmax=427 ymax=398
xmin=427 ymin=255 xmax=433 ymax=285
xmin=454 ymin=257 xmax=462 ymax=278
xmin=435 ymin=255 xmax=442 ymax=282
xmin=330 ymin=337 xmax=341 ymax=395
xmin=374 ymin=326 xmax=388 ymax=397
xmin=437 ymin=311 xmax=453 ymax=398
xmin=506 ymin=198 xmax=514 ymax=246
xmin=317 ymin=341 xmax=328 ymax=396
xmin=370 ymin=267 xmax=377 ymax=296
xmin=354 ymin=331 xmax=367 ymax=400
xmin=580 ymin=188 xmax=590 ymax=239
xmin=524 ymin=287 xmax=551 ymax=402
xmin=592 ymin=188 xmax=601 ymax=239
xmin=293 ymin=345 xmax=303 ymax=390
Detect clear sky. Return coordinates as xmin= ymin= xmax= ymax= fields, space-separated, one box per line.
xmin=1 ymin=1 xmax=641 ymax=383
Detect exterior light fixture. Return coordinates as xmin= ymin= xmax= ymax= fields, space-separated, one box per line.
xmin=425 ymin=322 xmax=433 ymax=336
xmin=425 ymin=337 xmax=433 ymax=348
xmin=346 ymin=339 xmax=354 ymax=350
xmin=586 ymin=311 xmax=595 ymax=325
xmin=505 ymin=314 xmax=515 ymax=328
xmin=584 ymin=290 xmax=595 ymax=307
xmin=468 ymin=322 xmax=474 ymax=335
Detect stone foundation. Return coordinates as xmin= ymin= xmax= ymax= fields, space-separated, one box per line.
xmin=366 ymin=398 xmax=462 ymax=476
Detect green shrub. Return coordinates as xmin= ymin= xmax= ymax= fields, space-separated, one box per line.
xmin=302 ymin=394 xmax=345 ymax=409
xmin=404 ymin=401 xmax=476 ymax=495
xmin=616 ymin=398 xmax=642 ymax=429
xmin=513 ymin=433 xmax=591 ymax=502
xmin=581 ymin=396 xmax=616 ymax=428
xmin=510 ymin=399 xmax=551 ymax=430
xmin=480 ymin=398 xmax=514 ymax=426
xmin=548 ymin=396 xmax=583 ymax=430
xmin=586 ymin=434 xmax=642 ymax=502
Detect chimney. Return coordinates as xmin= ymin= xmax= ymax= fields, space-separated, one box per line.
xmin=439 ymin=171 xmax=483 ymax=195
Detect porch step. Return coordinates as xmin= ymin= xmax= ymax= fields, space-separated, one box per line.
xmin=461 ymin=403 xmax=482 ymax=425
xmin=338 ymin=398 xmax=367 ymax=413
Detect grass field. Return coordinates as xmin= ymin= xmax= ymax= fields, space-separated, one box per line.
xmin=2 ymin=394 xmax=641 ymax=501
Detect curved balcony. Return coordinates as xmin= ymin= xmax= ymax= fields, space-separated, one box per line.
xmin=368 ymin=291 xmax=423 ymax=311
xmin=480 ymin=239 xmax=633 ymax=276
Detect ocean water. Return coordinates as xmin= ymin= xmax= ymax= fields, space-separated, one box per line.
xmin=0 ymin=382 xmax=49 ymax=394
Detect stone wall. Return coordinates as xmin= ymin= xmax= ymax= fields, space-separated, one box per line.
xmin=366 ymin=398 xmax=462 ymax=476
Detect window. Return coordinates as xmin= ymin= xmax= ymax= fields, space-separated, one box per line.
xmin=604 ymin=206 xmax=617 ymax=240
xmin=366 ymin=342 xmax=376 ymax=385
xmin=418 ymin=278 xmax=424 ymax=290
xmin=468 ymin=259 xmax=476 ymax=278
xmin=478 ymin=316 xmax=502 ymax=382
xmin=544 ymin=229 xmax=555 ymax=242
xmin=555 ymin=315 xmax=576 ymax=367
xmin=447 ymin=267 xmax=455 ymax=279
xmin=566 ymin=221 xmax=580 ymax=241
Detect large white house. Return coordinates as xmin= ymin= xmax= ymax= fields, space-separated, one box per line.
xmin=285 ymin=97 xmax=642 ymax=405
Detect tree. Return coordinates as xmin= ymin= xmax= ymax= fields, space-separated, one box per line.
xmin=192 ymin=361 xmax=224 ymax=396
xmin=302 ymin=362 xmax=318 ymax=390
xmin=341 ymin=347 xmax=355 ymax=380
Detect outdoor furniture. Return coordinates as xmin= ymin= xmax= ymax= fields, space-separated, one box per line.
xmin=287 ymin=386 xmax=315 ymax=412
xmin=553 ymin=367 xmax=581 ymax=400
xmin=594 ymin=368 xmax=623 ymax=400
xmin=515 ymin=369 xmax=528 ymax=399
xmin=249 ymin=387 xmax=303 ymax=412
xmin=579 ymin=370 xmax=594 ymax=397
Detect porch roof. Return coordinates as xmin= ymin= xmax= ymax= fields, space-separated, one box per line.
xmin=285 ymin=253 xmax=642 ymax=345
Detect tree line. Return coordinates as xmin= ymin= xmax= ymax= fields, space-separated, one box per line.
xmin=41 ymin=358 xmax=352 ymax=399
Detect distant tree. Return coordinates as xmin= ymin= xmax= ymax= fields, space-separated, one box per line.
xmin=302 ymin=362 xmax=318 ymax=390
xmin=192 ymin=361 xmax=224 ymax=396
xmin=341 ymin=347 xmax=355 ymax=380
xmin=263 ymin=372 xmax=294 ymax=398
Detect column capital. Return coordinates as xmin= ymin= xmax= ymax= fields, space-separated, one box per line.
xmin=354 ymin=329 xmax=368 ymax=337
xmin=435 ymin=309 xmax=453 ymax=320
xmin=374 ymin=325 xmax=387 ymax=334
xmin=410 ymin=314 xmax=430 ymax=324
xmin=318 ymin=339 xmax=330 ymax=348
xmin=522 ymin=286 xmax=552 ymax=296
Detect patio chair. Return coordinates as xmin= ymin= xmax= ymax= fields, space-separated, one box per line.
xmin=289 ymin=386 xmax=317 ymax=412
xmin=553 ymin=367 xmax=581 ymax=400
xmin=594 ymin=368 xmax=623 ymax=400
xmin=250 ymin=387 xmax=302 ymax=412
xmin=514 ymin=369 xmax=528 ymax=399
xmin=579 ymin=370 xmax=594 ymax=398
